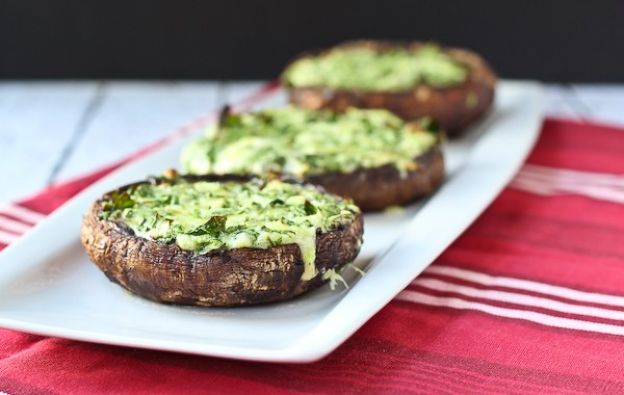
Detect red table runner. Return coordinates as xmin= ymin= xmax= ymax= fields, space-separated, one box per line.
xmin=2 ymin=117 xmax=624 ymax=394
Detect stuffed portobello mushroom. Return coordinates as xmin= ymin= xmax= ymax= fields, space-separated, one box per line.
xmin=81 ymin=175 xmax=363 ymax=306
xmin=281 ymin=40 xmax=496 ymax=136
xmin=182 ymin=106 xmax=444 ymax=211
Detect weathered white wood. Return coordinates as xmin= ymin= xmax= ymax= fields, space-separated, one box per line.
xmin=0 ymin=82 xmax=97 ymax=202
xmin=544 ymin=84 xmax=583 ymax=121
xmin=224 ymin=80 xmax=287 ymax=111
xmin=57 ymin=81 xmax=276 ymax=183
xmin=572 ymin=84 xmax=624 ymax=126
xmin=222 ymin=81 xmax=264 ymax=104
xmin=55 ymin=81 xmax=221 ymax=181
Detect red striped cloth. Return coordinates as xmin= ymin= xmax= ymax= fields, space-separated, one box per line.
xmin=2 ymin=118 xmax=624 ymax=394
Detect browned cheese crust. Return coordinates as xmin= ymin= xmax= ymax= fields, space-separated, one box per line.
xmin=283 ymin=40 xmax=497 ymax=137
xmin=306 ymin=145 xmax=444 ymax=211
xmin=80 ymin=177 xmax=364 ymax=307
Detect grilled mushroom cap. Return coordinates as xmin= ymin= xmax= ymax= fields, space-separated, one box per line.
xmin=282 ymin=40 xmax=496 ymax=136
xmin=308 ymin=145 xmax=444 ymax=211
xmin=182 ymin=107 xmax=445 ymax=211
xmin=80 ymin=175 xmax=364 ymax=307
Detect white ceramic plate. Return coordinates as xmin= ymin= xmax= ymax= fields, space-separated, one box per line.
xmin=0 ymin=81 xmax=543 ymax=362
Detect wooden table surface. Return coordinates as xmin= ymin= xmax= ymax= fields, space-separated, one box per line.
xmin=1 ymin=81 xmax=623 ymax=203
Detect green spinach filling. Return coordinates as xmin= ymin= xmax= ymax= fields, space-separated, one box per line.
xmin=283 ymin=44 xmax=468 ymax=91
xmin=100 ymin=179 xmax=360 ymax=280
xmin=182 ymin=106 xmax=437 ymax=178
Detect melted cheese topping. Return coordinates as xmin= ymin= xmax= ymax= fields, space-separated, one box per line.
xmin=182 ymin=106 xmax=437 ymax=179
xmin=100 ymin=179 xmax=360 ymax=281
xmin=283 ymin=44 xmax=468 ymax=91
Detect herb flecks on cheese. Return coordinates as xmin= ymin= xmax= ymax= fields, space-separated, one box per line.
xmin=283 ymin=44 xmax=468 ymax=91
xmin=182 ymin=106 xmax=437 ymax=179
xmin=100 ymin=179 xmax=359 ymax=281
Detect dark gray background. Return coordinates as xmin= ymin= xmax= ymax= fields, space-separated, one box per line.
xmin=1 ymin=0 xmax=622 ymax=81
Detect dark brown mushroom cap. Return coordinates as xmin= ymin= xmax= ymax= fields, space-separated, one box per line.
xmin=80 ymin=175 xmax=364 ymax=307
xmin=306 ymin=144 xmax=444 ymax=211
xmin=281 ymin=40 xmax=497 ymax=136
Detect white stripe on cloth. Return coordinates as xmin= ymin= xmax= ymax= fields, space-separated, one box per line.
xmin=0 ymin=230 xmax=20 ymax=245
xmin=0 ymin=216 xmax=32 ymax=234
xmin=425 ymin=266 xmax=624 ymax=308
xmin=0 ymin=203 xmax=46 ymax=224
xmin=396 ymin=290 xmax=624 ymax=336
xmin=521 ymin=164 xmax=624 ymax=188
xmin=511 ymin=177 xmax=624 ymax=203
xmin=412 ymin=277 xmax=624 ymax=321
xmin=511 ymin=165 xmax=624 ymax=204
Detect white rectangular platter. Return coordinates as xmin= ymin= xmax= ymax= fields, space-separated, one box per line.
xmin=0 ymin=81 xmax=543 ymax=362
